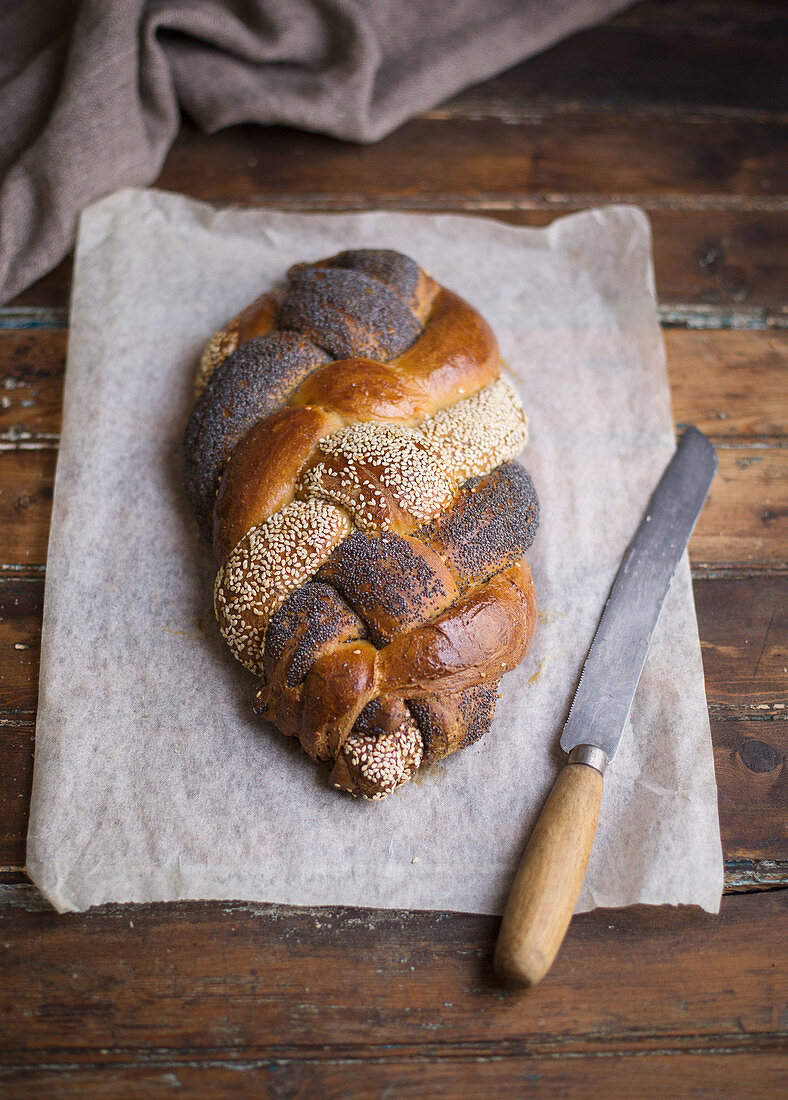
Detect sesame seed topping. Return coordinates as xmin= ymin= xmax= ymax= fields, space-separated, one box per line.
xmin=194 ymin=320 xmax=239 ymax=397
xmin=338 ymin=717 xmax=424 ymax=799
xmin=298 ymin=421 xmax=456 ymax=531
xmin=215 ymin=498 xmax=351 ymax=674
xmin=420 ymin=376 xmax=528 ymax=481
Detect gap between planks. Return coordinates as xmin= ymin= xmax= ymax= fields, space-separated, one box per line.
xmin=0 ymin=564 xmax=785 ymax=583
xmin=1 ymin=435 xmax=784 ymax=452
xmin=1 ymin=303 xmax=786 ymax=333
xmin=116 ymin=195 xmax=788 ymax=215
xmin=0 ymin=1036 xmax=786 ymax=1068
xmin=424 ymin=104 xmax=788 ymax=125
xmin=2 ymin=862 xmax=787 ymax=895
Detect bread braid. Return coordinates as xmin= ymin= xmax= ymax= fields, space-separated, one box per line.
xmin=185 ymin=250 xmax=539 ymax=799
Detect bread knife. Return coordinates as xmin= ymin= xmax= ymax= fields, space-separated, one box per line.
xmin=494 ymin=425 xmax=718 ymax=987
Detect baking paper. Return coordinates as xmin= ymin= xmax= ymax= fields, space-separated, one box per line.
xmin=26 ymin=189 xmax=724 ymax=914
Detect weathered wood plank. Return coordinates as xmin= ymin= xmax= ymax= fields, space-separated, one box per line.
xmin=6 ymin=211 xmax=787 ymax=315
xmin=0 ymin=890 xmax=784 ymax=1057
xmin=1 ymin=1049 xmax=786 ymax=1100
xmin=689 ymin=445 xmax=788 ymax=568
xmin=612 ymin=0 xmax=784 ymax=36
xmin=0 ymin=449 xmax=57 ymax=564
xmin=0 ymin=442 xmax=783 ymax=570
xmin=724 ymin=859 xmax=788 ymax=892
xmin=0 ymin=725 xmax=32 ymax=869
xmin=439 ymin=1 xmax=787 ymax=121
xmin=157 ymin=115 xmax=785 ymax=207
xmin=713 ymin=720 xmax=788 ymax=860
xmin=652 ymin=212 xmax=787 ymax=316
xmin=0 ymin=579 xmax=42 ymax=710
xmin=0 ymin=331 xmax=66 ymax=440
xmin=695 ymin=576 xmax=787 ymax=707
xmin=666 ymin=330 xmax=787 ymax=439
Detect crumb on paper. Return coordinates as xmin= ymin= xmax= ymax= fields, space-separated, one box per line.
xmin=538 ymin=608 xmax=567 ymax=624
xmin=527 ymin=655 xmax=553 ymax=686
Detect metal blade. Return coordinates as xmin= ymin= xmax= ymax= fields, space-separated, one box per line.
xmin=560 ymin=426 xmax=717 ymax=761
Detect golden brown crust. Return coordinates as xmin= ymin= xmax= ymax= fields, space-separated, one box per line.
xmin=378 ymin=559 xmax=537 ymax=697
xmin=237 ymin=290 xmax=281 ymax=347
xmin=289 ymin=358 xmax=430 ymax=423
xmin=213 ymin=405 xmax=342 ymax=563
xmin=185 ymin=332 xmax=330 ymax=534
xmin=396 ymin=288 xmax=500 ymax=409
xmin=287 ymin=287 xmax=498 ymax=423
xmin=256 ymin=556 xmax=536 ymax=775
xmin=296 ymin=641 xmax=379 ymax=761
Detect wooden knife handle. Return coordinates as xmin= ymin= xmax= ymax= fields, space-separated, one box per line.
xmin=494 ymin=762 xmax=604 ymax=987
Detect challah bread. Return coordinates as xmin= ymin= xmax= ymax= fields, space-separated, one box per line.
xmin=185 ymin=249 xmax=539 ymax=799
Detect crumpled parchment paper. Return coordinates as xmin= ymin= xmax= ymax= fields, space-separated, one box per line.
xmin=26 ymin=189 xmax=723 ymax=914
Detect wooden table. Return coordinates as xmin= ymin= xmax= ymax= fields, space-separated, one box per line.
xmin=1 ymin=3 xmax=786 ymax=1095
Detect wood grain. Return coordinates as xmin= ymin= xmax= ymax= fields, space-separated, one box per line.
xmin=440 ymin=4 xmax=787 ymax=120
xmin=695 ymin=575 xmax=787 ymax=706
xmin=0 ymin=331 xmax=66 ymax=440
xmin=0 ymin=726 xmax=32 ymax=869
xmin=666 ymin=330 xmax=787 ymax=439
xmin=713 ymin=720 xmax=788 ymax=860
xmin=494 ymin=762 xmax=604 ymax=986
xmin=611 ymin=0 xmax=784 ymax=36
xmin=0 ymin=889 xmax=784 ymax=1058
xmin=689 ymin=445 xmax=788 ymax=567
xmin=156 ymin=114 xmax=785 ymax=208
xmin=0 ymin=449 xmax=56 ymax=565
xmin=0 ymin=579 xmax=42 ymax=710
xmin=1 ymin=1051 xmax=787 ymax=1100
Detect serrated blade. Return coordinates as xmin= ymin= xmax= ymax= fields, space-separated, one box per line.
xmin=560 ymin=426 xmax=717 ymax=761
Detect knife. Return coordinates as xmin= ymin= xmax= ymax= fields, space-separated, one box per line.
xmin=494 ymin=425 xmax=718 ymax=987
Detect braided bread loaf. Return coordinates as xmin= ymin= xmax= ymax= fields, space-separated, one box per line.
xmin=184 ymin=249 xmax=539 ymax=799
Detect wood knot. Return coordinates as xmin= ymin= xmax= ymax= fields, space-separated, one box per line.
xmin=738 ymin=739 xmax=781 ymax=774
